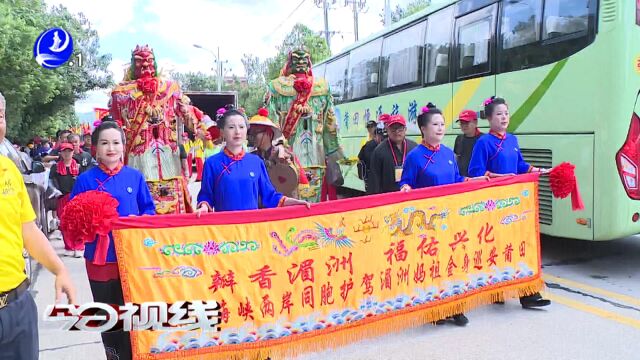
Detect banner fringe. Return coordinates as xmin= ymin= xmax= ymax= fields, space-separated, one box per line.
xmin=152 ymin=278 xmax=544 ymax=360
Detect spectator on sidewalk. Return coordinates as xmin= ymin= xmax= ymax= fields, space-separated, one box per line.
xmin=51 ymin=142 xmax=91 ymax=258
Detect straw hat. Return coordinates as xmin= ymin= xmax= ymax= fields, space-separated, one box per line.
xmin=248 ymin=108 xmax=282 ymax=139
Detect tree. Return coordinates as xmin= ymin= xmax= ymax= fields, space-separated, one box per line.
xmin=171 ymin=72 xmax=219 ymax=92
xmin=0 ymin=0 xmax=112 ymax=142
xmin=264 ymin=23 xmax=331 ymax=81
xmin=381 ymin=0 xmax=430 ymax=25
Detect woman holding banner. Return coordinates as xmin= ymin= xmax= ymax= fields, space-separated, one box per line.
xmin=468 ymin=96 xmax=551 ymax=309
xmin=399 ymin=103 xmax=487 ymax=326
xmin=196 ymin=106 xmax=310 ymax=213
xmin=69 ymin=120 xmax=156 ymax=360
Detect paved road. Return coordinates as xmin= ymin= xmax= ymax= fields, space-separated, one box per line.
xmin=34 ymin=227 xmax=640 ymax=359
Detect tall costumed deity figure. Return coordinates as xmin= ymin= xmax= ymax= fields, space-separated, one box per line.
xmin=265 ymin=49 xmax=343 ymax=203
xmin=110 ymin=45 xmax=199 ymax=214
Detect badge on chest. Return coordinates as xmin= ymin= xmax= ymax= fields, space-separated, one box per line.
xmin=395 ymin=166 xmax=403 ymax=182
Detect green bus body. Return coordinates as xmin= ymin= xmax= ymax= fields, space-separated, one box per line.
xmin=313 ymin=0 xmax=640 ymax=241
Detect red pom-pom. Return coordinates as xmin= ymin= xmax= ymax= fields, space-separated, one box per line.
xmin=257 ymin=108 xmax=269 ymax=117
xmin=549 ymin=162 xmax=584 ymax=211
xmin=60 ymin=191 xmax=120 ymax=255
xmin=549 ymin=162 xmax=575 ymax=199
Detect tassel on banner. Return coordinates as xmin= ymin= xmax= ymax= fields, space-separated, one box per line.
xmin=145 ymin=278 xmax=544 ymax=360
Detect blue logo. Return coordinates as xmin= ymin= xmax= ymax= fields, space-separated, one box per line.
xmin=33 ymin=28 xmax=74 ymax=69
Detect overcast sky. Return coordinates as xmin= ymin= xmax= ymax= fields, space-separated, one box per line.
xmin=44 ymin=0 xmax=426 ymax=114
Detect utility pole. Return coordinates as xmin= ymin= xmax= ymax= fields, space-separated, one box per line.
xmin=315 ymin=0 xmax=337 ymax=49
xmin=193 ymin=44 xmax=229 ymax=92
xmin=344 ymin=0 xmax=367 ymax=42
xmin=384 ymin=0 xmax=392 ymax=27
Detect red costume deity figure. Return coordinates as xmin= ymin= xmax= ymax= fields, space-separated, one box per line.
xmin=110 ymin=45 xmax=199 ymax=214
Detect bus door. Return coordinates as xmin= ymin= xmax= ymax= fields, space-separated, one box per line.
xmin=451 ymin=2 xmax=498 ymax=132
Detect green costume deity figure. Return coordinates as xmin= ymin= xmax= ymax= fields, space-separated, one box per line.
xmin=265 ymin=49 xmax=342 ymax=202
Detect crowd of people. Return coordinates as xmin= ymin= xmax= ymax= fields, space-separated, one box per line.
xmin=1 ymin=39 xmax=555 ymax=359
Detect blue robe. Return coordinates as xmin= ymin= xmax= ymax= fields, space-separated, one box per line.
xmin=400 ymin=144 xmax=465 ymax=189
xmin=468 ymin=133 xmax=532 ymax=177
xmin=197 ymin=151 xmax=283 ymax=212
xmin=70 ymin=166 xmax=156 ymax=263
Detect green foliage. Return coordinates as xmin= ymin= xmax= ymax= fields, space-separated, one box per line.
xmin=171 ymin=71 xmax=219 ymax=92
xmin=382 ymin=0 xmax=430 ymax=24
xmin=0 ymin=0 xmax=112 ymax=142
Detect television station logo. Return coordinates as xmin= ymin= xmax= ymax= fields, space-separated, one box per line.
xmin=33 ymin=27 xmax=75 ymax=69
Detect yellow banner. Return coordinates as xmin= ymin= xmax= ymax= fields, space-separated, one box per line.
xmin=113 ymin=174 xmax=543 ymax=360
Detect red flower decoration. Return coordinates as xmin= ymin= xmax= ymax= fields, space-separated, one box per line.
xmin=60 ymin=191 xmax=120 ymax=264
xmin=257 ymin=108 xmax=269 ymax=117
xmin=293 ymin=78 xmax=312 ymax=93
xmin=136 ymin=77 xmax=159 ymax=93
xmin=549 ymin=162 xmax=584 ymax=211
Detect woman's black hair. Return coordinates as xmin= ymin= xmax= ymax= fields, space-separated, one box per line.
xmin=92 ymin=119 xmax=126 ymax=145
xmin=484 ymin=96 xmax=508 ymax=117
xmin=417 ymin=102 xmax=443 ymax=136
xmin=217 ymin=104 xmax=250 ymax=130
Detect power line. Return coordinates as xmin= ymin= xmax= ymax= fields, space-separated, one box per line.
xmin=264 ymin=0 xmax=307 ymax=40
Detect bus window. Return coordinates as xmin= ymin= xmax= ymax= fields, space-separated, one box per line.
xmin=499 ymin=0 xmax=543 ymax=72
xmin=543 ymin=0 xmax=589 ymax=40
xmin=347 ymin=38 xmax=382 ymax=101
xmin=425 ymin=6 xmax=453 ymax=86
xmin=456 ymin=5 xmax=496 ymax=79
xmin=325 ymin=55 xmax=349 ymax=104
xmin=314 ymin=63 xmax=326 ymax=79
xmin=380 ymin=20 xmax=426 ymax=93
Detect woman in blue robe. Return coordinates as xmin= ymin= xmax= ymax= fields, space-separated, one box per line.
xmin=400 ymin=103 xmax=487 ymax=326
xmin=196 ymin=107 xmax=309 ymax=213
xmin=467 ymin=96 xmax=551 ymax=309
xmin=70 ymin=120 xmax=156 ymax=360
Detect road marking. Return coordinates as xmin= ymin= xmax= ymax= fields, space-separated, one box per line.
xmin=544 ymin=274 xmax=640 ymax=307
xmin=545 ymin=293 xmax=640 ymax=330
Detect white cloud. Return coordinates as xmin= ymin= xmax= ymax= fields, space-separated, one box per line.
xmin=45 ymin=0 xmax=136 ymax=38
xmin=64 ymin=0 xmax=428 ymax=113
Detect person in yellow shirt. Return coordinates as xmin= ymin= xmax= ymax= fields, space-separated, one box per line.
xmin=0 ymin=91 xmax=76 ymax=359
xmin=192 ymin=129 xmax=206 ymax=181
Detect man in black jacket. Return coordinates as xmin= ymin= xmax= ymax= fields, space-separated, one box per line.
xmin=370 ymin=115 xmax=417 ymax=194
xmin=358 ymin=121 xmax=386 ymax=194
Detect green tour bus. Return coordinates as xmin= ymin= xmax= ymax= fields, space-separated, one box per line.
xmin=312 ymin=0 xmax=640 ymax=241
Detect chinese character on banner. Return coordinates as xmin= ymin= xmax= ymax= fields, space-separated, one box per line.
xmin=504 ymin=243 xmax=514 ymax=263
xmin=414 ymin=262 xmax=426 ymax=284
xmin=397 ymin=265 xmax=410 ymax=286
xmin=361 ymin=273 xmax=374 ymax=296
xmin=430 ymin=260 xmax=441 ymax=279
xmin=408 ymin=100 xmax=417 ymax=124
xmin=208 ymin=270 xmax=237 ymax=294
xmin=487 ymin=246 xmax=498 ymax=266
xmin=385 ymin=240 xmax=408 ymax=265
xmin=340 ymin=278 xmax=354 ymax=302
xmin=474 ymin=250 xmax=483 ymax=270
xmin=302 ymin=286 xmax=315 ymax=309
xmin=321 ymin=281 xmax=335 ymax=306
xmin=447 ymin=256 xmax=457 ymax=278
xmin=219 ymin=300 xmax=230 ymax=324
xmin=260 ymin=294 xmax=275 ymax=318
xmin=280 ymin=291 xmax=294 ymax=315
xmin=477 ymin=222 xmax=495 ymax=244
xmin=391 ymin=103 xmax=399 ymax=115
xmin=326 ymin=252 xmax=354 ymax=276
xmin=463 ymin=253 xmax=470 ymax=273
xmin=449 ymin=230 xmax=469 ymax=251
xmin=417 ymin=235 xmax=439 ymax=259
xmin=380 ymin=268 xmax=392 ymax=291
xmin=287 ymin=259 xmax=315 ymax=284
xmin=238 ymin=297 xmax=254 ymax=321
xmin=519 ymin=241 xmax=526 ymax=258
xmin=249 ymin=265 xmax=277 ymax=290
